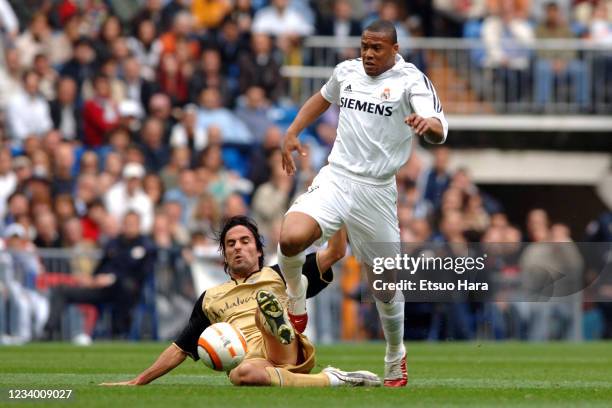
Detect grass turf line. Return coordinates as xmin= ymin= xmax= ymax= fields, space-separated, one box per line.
xmin=1 ymin=342 xmax=611 ymax=407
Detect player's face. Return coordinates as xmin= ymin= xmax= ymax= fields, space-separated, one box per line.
xmin=361 ymin=31 xmax=398 ymax=77
xmin=224 ymin=225 xmax=262 ymax=277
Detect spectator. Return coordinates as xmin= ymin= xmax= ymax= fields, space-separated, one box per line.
xmin=32 ymin=54 xmax=57 ymax=101
xmin=481 ymin=0 xmax=534 ymax=105
xmin=159 ymin=11 xmax=200 ymax=59
xmin=61 ymin=216 xmax=97 ymax=278
xmin=79 ymin=151 xmax=100 ymax=176
xmin=47 ymin=13 xmax=81 ymax=67
xmin=190 ymin=192 xmax=222 ymax=235
xmin=151 ymin=211 xmax=194 ymax=340
xmin=589 ymin=1 xmax=612 ymax=45
xmin=238 ymin=33 xmax=284 ymax=100
xmin=50 ymin=142 xmax=76 ymax=195
xmin=132 ymin=0 xmax=166 ymax=35
xmin=80 ymin=200 xmax=106 ymax=244
xmin=230 ymin=0 xmax=255 ymax=33
xmin=1 ymin=223 xmax=48 ymax=344
xmin=148 ymin=93 xmax=174 ymax=138
xmin=53 ymin=194 xmax=77 ymax=225
xmin=0 ymin=149 xmax=17 ymax=227
xmin=49 ymin=77 xmax=81 ymax=142
xmin=234 ymin=86 xmax=276 ymax=144
xmin=363 ymin=0 xmax=410 ymax=39
xmin=33 ymin=211 xmax=62 ymax=249
xmin=82 ymin=58 xmax=126 ymax=104
xmin=82 ymin=74 xmax=120 ymax=147
xmin=160 ymin=146 xmax=192 ymax=191
xmin=164 ymin=169 xmax=201 ymax=225
xmin=14 ymin=13 xmax=53 ymax=68
xmin=248 ymin=125 xmax=283 ymax=190
xmin=317 ymin=0 xmax=361 ymax=61
xmin=200 ymin=144 xmax=252 ymax=204
xmin=251 ymin=148 xmax=293 ymax=237
xmin=94 ymin=15 xmax=123 ymax=63
xmin=122 ymin=56 xmax=158 ymax=115
xmin=188 ymin=47 xmax=234 ymax=107
xmin=526 ymin=208 xmax=550 ymax=242
xmin=104 ymin=162 xmax=154 ymax=233
xmin=162 ymin=200 xmax=191 ymax=245
xmin=213 ymin=17 xmax=250 ymax=75
xmin=534 ymin=2 xmax=589 ymax=111
xmin=6 ymin=70 xmax=53 ymax=148
xmin=196 ymin=87 xmax=253 ymax=144
xmin=0 ymin=48 xmax=23 ymax=109
xmin=222 ymin=192 xmax=248 ymax=219
xmin=3 ymin=192 xmax=29 ymax=230
xmin=170 ymin=104 xmax=208 ymax=155
xmin=126 ymin=18 xmax=162 ymax=82
xmin=157 ymin=52 xmax=190 ymax=106
xmin=192 ymin=0 xmax=232 ymax=30
xmin=252 ymin=0 xmax=314 ymax=37
xmin=44 ymin=211 xmax=156 ymax=340
xmin=143 ymin=173 xmax=165 ymax=207
xmin=318 ymin=0 xmax=361 ymax=37
xmin=140 ymin=117 xmax=170 ymax=172
xmin=60 ymin=37 xmax=97 ymax=94
xmin=424 ymin=146 xmax=451 ymax=209
xmin=0 ymin=0 xmax=18 ymax=41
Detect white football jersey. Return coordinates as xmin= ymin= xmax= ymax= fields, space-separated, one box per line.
xmin=320 ymin=54 xmax=448 ymax=183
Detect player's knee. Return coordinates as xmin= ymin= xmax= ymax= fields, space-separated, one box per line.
xmin=230 ymin=362 xmax=268 ymax=386
xmin=279 ymin=235 xmax=306 ymax=257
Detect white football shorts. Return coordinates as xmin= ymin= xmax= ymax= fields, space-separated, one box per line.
xmin=287 ymin=165 xmax=400 ymax=264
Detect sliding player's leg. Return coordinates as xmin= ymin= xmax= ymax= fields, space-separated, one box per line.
xmin=230 ymin=290 xmax=379 ymax=387
xmin=229 ymin=357 xmax=381 ymax=387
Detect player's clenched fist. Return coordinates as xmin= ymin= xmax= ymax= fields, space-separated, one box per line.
xmin=281 ymin=133 xmax=307 ymax=176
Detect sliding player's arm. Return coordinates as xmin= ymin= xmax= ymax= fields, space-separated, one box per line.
xmin=272 ymin=227 xmax=347 ymax=298
xmin=101 ymin=292 xmax=210 ymax=386
xmin=316 ymin=226 xmax=348 ymax=273
xmin=282 ymin=92 xmax=331 ymax=175
xmin=101 ymin=344 xmax=188 ymax=386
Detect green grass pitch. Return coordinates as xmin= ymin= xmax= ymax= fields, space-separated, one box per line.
xmin=1 ymin=342 xmax=611 ymax=407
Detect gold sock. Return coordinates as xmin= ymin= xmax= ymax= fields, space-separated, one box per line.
xmin=265 ymin=367 xmax=330 ymax=387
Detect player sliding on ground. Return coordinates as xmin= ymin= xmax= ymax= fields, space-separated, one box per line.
xmin=102 ymin=216 xmax=380 ymax=387
xmin=277 ymin=20 xmax=448 ymax=387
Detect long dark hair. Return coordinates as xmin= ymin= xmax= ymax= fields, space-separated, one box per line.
xmin=218 ymin=216 xmax=265 ymax=274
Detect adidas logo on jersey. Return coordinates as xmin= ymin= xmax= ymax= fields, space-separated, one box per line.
xmin=343 ymin=84 xmax=352 ymax=93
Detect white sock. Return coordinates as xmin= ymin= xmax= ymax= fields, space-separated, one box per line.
xmin=375 ymin=299 xmax=405 ymax=362
xmin=323 ymin=371 xmax=342 ymax=387
xmin=277 ymin=244 xmax=306 ymax=298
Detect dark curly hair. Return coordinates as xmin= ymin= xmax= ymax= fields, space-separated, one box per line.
xmin=218 ymin=216 xmax=265 ymax=274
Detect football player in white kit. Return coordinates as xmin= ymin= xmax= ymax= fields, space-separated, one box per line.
xmin=277 ymin=20 xmax=448 ymax=387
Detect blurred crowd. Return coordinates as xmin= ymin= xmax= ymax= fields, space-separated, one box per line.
xmin=0 ymin=0 xmax=610 ymax=344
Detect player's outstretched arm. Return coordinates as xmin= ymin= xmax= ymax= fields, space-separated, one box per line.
xmin=282 ymin=92 xmax=331 ymax=175
xmin=404 ymin=114 xmax=445 ymax=144
xmin=100 ymin=343 xmax=187 ymax=386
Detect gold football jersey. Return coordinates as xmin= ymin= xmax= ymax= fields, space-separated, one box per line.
xmin=202 ymin=267 xmax=288 ymax=349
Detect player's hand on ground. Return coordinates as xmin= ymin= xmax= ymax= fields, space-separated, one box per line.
xmin=99 ymin=379 xmax=140 ymax=386
xmin=404 ymin=114 xmax=432 ymax=137
xmin=281 ymin=134 xmax=307 ymax=176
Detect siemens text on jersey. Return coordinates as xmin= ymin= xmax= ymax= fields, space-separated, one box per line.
xmin=339 ymin=97 xmax=393 ymax=117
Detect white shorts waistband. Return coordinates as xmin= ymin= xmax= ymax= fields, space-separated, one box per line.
xmin=327 ymin=164 xmax=396 ymax=186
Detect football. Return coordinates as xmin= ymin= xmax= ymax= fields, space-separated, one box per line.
xmin=197 ymin=322 xmax=248 ymax=372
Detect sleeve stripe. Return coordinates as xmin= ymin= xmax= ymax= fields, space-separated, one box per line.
xmin=422 ymin=74 xmax=442 ymax=113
